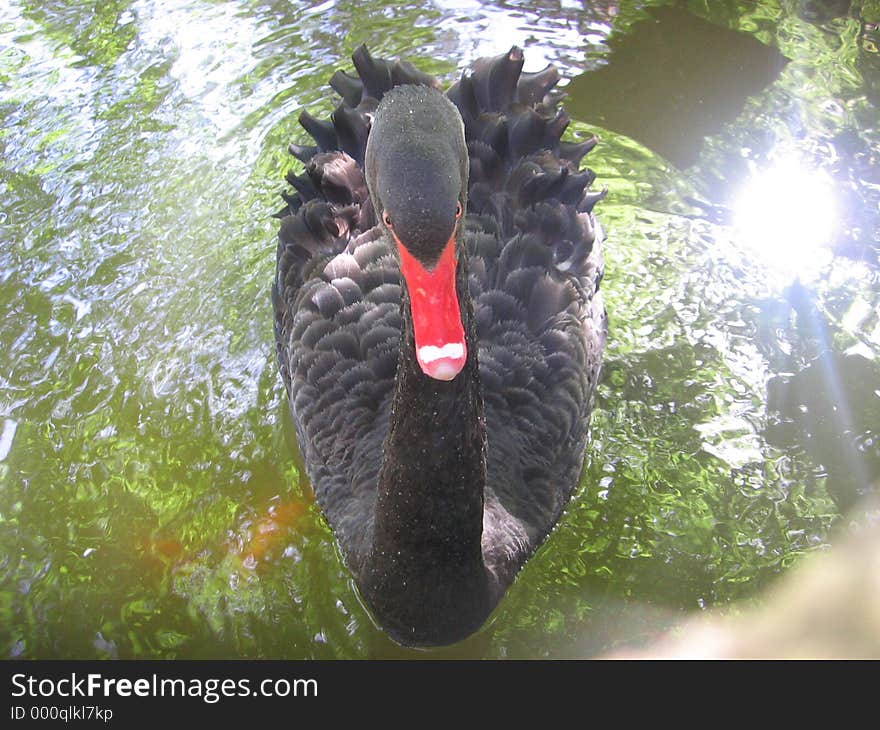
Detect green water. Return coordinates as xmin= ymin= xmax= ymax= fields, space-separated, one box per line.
xmin=1 ymin=0 xmax=878 ymax=658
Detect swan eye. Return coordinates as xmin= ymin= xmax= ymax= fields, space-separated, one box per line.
xmin=382 ymin=211 xmax=393 ymax=228
xmin=455 ymin=202 xmax=463 ymax=220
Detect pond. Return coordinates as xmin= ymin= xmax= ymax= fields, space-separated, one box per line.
xmin=1 ymin=0 xmax=878 ymax=658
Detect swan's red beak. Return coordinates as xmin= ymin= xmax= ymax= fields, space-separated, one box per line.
xmin=396 ymin=236 xmax=466 ymax=381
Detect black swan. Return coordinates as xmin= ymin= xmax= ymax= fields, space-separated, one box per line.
xmin=273 ymin=45 xmax=607 ymax=646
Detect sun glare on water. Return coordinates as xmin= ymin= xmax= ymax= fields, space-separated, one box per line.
xmin=733 ymin=157 xmax=837 ymax=281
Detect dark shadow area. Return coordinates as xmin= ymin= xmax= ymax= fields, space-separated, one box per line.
xmin=765 ymin=352 xmax=880 ymax=513
xmin=761 ymin=283 xmax=880 ymax=514
xmin=565 ymin=4 xmax=788 ymax=169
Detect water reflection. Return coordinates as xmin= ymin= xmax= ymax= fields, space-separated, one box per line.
xmin=566 ymin=4 xmax=789 ymax=169
xmin=732 ymin=156 xmax=837 ymax=281
xmin=763 ymin=281 xmax=880 ymax=514
xmin=0 ymin=0 xmax=878 ymax=658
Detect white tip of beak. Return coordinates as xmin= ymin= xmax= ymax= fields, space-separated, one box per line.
xmin=417 ymin=343 xmax=466 ymax=381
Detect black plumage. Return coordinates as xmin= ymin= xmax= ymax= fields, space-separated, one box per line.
xmin=273 ymin=45 xmax=607 ymax=646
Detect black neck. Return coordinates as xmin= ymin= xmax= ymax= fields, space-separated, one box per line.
xmin=361 ymin=248 xmax=493 ymax=646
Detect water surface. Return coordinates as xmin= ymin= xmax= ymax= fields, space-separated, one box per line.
xmin=1 ymin=0 xmax=878 ymax=658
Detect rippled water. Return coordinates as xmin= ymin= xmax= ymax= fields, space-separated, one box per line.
xmin=1 ymin=0 xmax=878 ymax=658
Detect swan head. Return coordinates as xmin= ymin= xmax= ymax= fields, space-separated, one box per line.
xmin=365 ymin=85 xmax=469 ymax=381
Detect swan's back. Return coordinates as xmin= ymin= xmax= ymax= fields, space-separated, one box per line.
xmin=273 ymin=46 xmax=606 ymax=587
